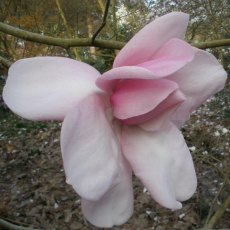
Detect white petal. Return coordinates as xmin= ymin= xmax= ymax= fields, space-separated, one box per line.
xmin=138 ymin=38 xmax=195 ymax=77
xmin=139 ymin=90 xmax=185 ymax=131
xmin=81 ymin=155 xmax=133 ymax=228
xmin=122 ymin=124 xmax=197 ymax=209
xmin=113 ymin=12 xmax=189 ymax=67
xmin=61 ymin=94 xmax=120 ymax=201
xmin=3 ymin=57 xmax=100 ymax=120
xmin=169 ymin=49 xmax=227 ymax=127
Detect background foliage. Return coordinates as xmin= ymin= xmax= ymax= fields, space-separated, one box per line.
xmin=0 ymin=0 xmax=229 ymax=74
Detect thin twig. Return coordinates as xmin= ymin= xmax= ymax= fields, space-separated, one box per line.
xmin=205 ymin=194 xmax=230 ymax=229
xmin=92 ymin=0 xmax=111 ymax=45
xmin=66 ymin=47 xmax=75 ymax=59
xmin=195 ymin=154 xmax=230 ymax=185
xmin=204 ymin=178 xmax=227 ymax=226
xmin=0 ymin=218 xmax=41 ymax=230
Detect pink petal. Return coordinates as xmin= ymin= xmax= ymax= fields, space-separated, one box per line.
xmin=96 ymin=66 xmax=157 ymax=93
xmin=139 ymin=105 xmax=180 ymax=131
xmin=114 ymin=12 xmax=189 ymax=67
xmin=125 ymin=89 xmax=185 ymax=126
xmin=122 ymin=124 xmax=197 ymax=209
xmin=168 ymin=49 xmax=227 ymax=127
xmin=138 ymin=38 xmax=195 ymax=77
xmin=81 ymin=156 xmax=133 ymax=228
xmin=111 ymin=79 xmax=178 ymax=120
xmin=96 ymin=39 xmax=194 ymax=93
xmin=3 ymin=57 xmax=100 ymax=121
xmin=61 ymin=94 xmax=120 ymax=201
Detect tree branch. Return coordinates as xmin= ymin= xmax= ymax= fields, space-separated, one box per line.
xmin=92 ymin=0 xmax=111 ymax=45
xmin=0 ymin=22 xmax=125 ymax=49
xmin=192 ymin=39 xmax=230 ymax=49
xmin=0 ymin=22 xmax=230 ymax=50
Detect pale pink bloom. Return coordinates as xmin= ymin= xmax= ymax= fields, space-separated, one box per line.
xmin=3 ymin=12 xmax=227 ymax=227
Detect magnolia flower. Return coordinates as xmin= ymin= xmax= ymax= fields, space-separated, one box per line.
xmin=3 ymin=12 xmax=227 ymax=228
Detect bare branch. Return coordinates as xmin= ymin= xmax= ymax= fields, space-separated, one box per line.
xmin=0 ymin=22 xmax=125 ymax=49
xmin=92 ymin=0 xmax=111 ymax=45
xmin=192 ymin=39 xmax=230 ymax=49
xmin=0 ymin=22 xmax=230 ymax=51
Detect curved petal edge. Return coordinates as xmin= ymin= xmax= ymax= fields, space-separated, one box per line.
xmin=61 ymin=94 xmax=120 ymax=201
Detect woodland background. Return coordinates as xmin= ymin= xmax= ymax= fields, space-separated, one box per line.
xmin=0 ymin=0 xmax=229 ymax=229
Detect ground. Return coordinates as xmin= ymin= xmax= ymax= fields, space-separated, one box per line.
xmin=0 ymin=80 xmax=229 ymax=230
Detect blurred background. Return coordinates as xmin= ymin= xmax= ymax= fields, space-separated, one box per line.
xmin=0 ymin=0 xmax=229 ymax=73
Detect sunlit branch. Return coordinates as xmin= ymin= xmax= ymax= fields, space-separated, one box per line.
xmin=0 ymin=22 xmax=229 ymax=50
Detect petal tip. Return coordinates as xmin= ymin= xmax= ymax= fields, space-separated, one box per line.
xmin=171 ymin=201 xmax=182 ymax=211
